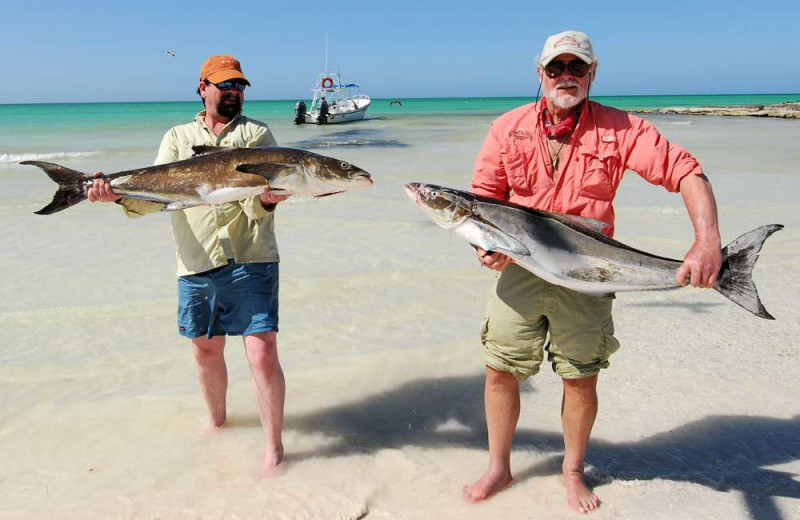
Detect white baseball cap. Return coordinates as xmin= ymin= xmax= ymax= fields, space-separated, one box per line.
xmin=540 ymin=30 xmax=596 ymax=66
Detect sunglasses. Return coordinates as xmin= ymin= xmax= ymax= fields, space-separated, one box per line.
xmin=544 ymin=59 xmax=590 ymax=79
xmin=207 ymin=80 xmax=248 ymax=91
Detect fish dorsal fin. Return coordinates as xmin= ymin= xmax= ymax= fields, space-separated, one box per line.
xmin=191 ymin=145 xmax=235 ymax=156
xmin=464 ymin=218 xmax=530 ymax=257
xmin=552 ymin=213 xmax=610 ymax=234
xmin=236 ymin=162 xmax=297 ymax=181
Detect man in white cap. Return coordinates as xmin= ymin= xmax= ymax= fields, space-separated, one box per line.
xmin=87 ymin=55 xmax=290 ymax=477
xmin=464 ymin=31 xmax=721 ymax=512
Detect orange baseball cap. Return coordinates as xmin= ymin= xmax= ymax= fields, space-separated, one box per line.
xmin=199 ymin=55 xmax=250 ymax=85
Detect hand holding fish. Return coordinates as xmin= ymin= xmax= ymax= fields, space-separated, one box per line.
xmin=676 ymin=237 xmax=722 ymax=288
xmin=260 ymin=190 xmax=291 ymax=206
xmin=675 ymin=173 xmax=722 ymax=289
xmin=476 ymin=247 xmax=513 ymax=271
xmin=87 ymin=173 xmax=121 ymax=203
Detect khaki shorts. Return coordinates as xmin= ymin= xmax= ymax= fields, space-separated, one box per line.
xmin=481 ymin=264 xmax=620 ymax=380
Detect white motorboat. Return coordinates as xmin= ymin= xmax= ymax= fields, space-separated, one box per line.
xmin=295 ymin=72 xmax=371 ymax=125
xmin=294 ymin=37 xmax=371 ymax=125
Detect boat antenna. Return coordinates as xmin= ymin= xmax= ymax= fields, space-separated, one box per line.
xmin=324 ymin=33 xmax=329 ymax=72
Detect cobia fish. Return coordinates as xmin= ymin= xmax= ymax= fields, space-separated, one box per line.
xmin=405 ymin=183 xmax=782 ymax=320
xmin=23 ymin=146 xmax=373 ymax=215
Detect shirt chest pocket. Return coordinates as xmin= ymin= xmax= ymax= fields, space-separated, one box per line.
xmin=219 ymin=137 xmax=247 ymax=147
xmin=577 ymin=148 xmax=621 ymax=201
xmin=501 ymin=139 xmax=537 ymax=195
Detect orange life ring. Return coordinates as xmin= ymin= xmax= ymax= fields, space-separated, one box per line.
xmin=321 ymin=77 xmax=334 ymax=89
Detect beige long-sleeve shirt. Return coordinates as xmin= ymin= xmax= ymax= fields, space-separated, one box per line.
xmin=119 ymin=111 xmax=280 ymax=276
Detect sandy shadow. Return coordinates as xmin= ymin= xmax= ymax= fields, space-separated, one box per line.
xmin=285 ymin=375 xmax=489 ymax=454
xmin=579 ymin=414 xmax=800 ymax=520
xmin=282 ymin=374 xmax=800 ymax=520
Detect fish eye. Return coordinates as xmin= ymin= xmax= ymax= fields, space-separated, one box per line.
xmin=340 ymin=161 xmax=350 ymax=169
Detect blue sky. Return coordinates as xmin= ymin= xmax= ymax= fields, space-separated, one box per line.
xmin=3 ymin=0 xmax=799 ymax=104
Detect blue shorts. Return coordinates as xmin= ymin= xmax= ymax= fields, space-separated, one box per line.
xmin=177 ymin=261 xmax=279 ymax=339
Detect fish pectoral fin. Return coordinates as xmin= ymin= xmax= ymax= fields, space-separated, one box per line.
xmin=191 ymin=145 xmax=236 ymax=156
xmin=109 ymin=175 xmax=132 ymax=187
xmin=236 ymin=162 xmax=297 ymax=180
xmin=314 ymin=191 xmax=345 ymax=198
xmin=470 ymin=219 xmax=530 ymax=257
xmin=161 ymin=200 xmax=203 ymax=212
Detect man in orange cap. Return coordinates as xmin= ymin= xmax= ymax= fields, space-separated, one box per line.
xmin=88 ymin=54 xmax=290 ymax=476
xmin=196 ymin=54 xmax=253 ymax=127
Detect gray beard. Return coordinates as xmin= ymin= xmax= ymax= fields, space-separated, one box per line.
xmin=545 ymin=81 xmax=587 ymax=110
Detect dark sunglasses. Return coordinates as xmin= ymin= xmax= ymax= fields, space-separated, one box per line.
xmin=206 ymin=80 xmax=248 ymax=91
xmin=544 ymin=59 xmax=590 ymax=79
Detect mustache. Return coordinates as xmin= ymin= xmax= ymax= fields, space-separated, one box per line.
xmin=556 ymin=79 xmax=580 ymax=89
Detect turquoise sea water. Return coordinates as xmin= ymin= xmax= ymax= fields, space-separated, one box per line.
xmin=2 ymin=93 xmax=798 ymax=166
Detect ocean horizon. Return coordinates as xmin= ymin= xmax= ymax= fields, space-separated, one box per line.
xmin=2 ymin=93 xmax=799 ymax=167
xmin=2 ymin=92 xmax=799 ymax=111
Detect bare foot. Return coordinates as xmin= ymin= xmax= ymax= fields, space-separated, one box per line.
xmin=258 ymin=445 xmax=285 ymax=478
xmin=200 ymin=421 xmax=225 ymax=436
xmin=564 ymin=470 xmax=600 ymax=514
xmin=462 ymin=468 xmax=513 ymax=503
xmin=258 ymin=461 xmax=286 ymax=479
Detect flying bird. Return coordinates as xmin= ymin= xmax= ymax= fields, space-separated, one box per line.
xmin=161 ymin=50 xmax=176 ymax=57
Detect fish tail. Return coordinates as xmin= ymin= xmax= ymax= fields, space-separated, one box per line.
xmin=21 ymin=160 xmax=90 ymax=215
xmin=714 ymin=224 xmax=783 ymax=320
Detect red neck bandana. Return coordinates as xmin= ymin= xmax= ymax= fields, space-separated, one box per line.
xmin=540 ymin=101 xmax=582 ymax=138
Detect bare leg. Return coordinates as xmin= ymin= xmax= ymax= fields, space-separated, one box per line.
xmin=192 ymin=335 xmax=228 ymax=429
xmin=463 ymin=366 xmax=519 ymax=502
xmin=243 ymin=332 xmax=285 ymax=476
xmin=561 ymin=375 xmax=600 ymax=514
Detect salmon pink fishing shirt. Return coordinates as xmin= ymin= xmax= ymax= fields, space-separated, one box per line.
xmin=471 ymin=99 xmax=704 ymax=237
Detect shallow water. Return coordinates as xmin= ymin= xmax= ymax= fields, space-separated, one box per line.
xmin=2 ymin=105 xmax=799 ymax=519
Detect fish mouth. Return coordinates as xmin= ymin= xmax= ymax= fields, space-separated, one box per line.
xmin=403 ymin=183 xmax=421 ymax=202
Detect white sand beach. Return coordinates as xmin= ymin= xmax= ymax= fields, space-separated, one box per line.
xmin=2 ymin=112 xmax=799 ymax=519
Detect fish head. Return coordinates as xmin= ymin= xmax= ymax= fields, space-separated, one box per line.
xmin=404 ymin=183 xmax=474 ymax=229
xmin=304 ymin=153 xmax=373 ymax=194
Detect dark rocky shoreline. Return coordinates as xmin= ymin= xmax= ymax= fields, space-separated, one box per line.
xmin=635 ymin=102 xmax=800 ymax=119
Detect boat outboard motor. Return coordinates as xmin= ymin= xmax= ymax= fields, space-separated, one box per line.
xmin=294 ymin=101 xmax=307 ymax=125
xmin=318 ymin=97 xmax=330 ymax=125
